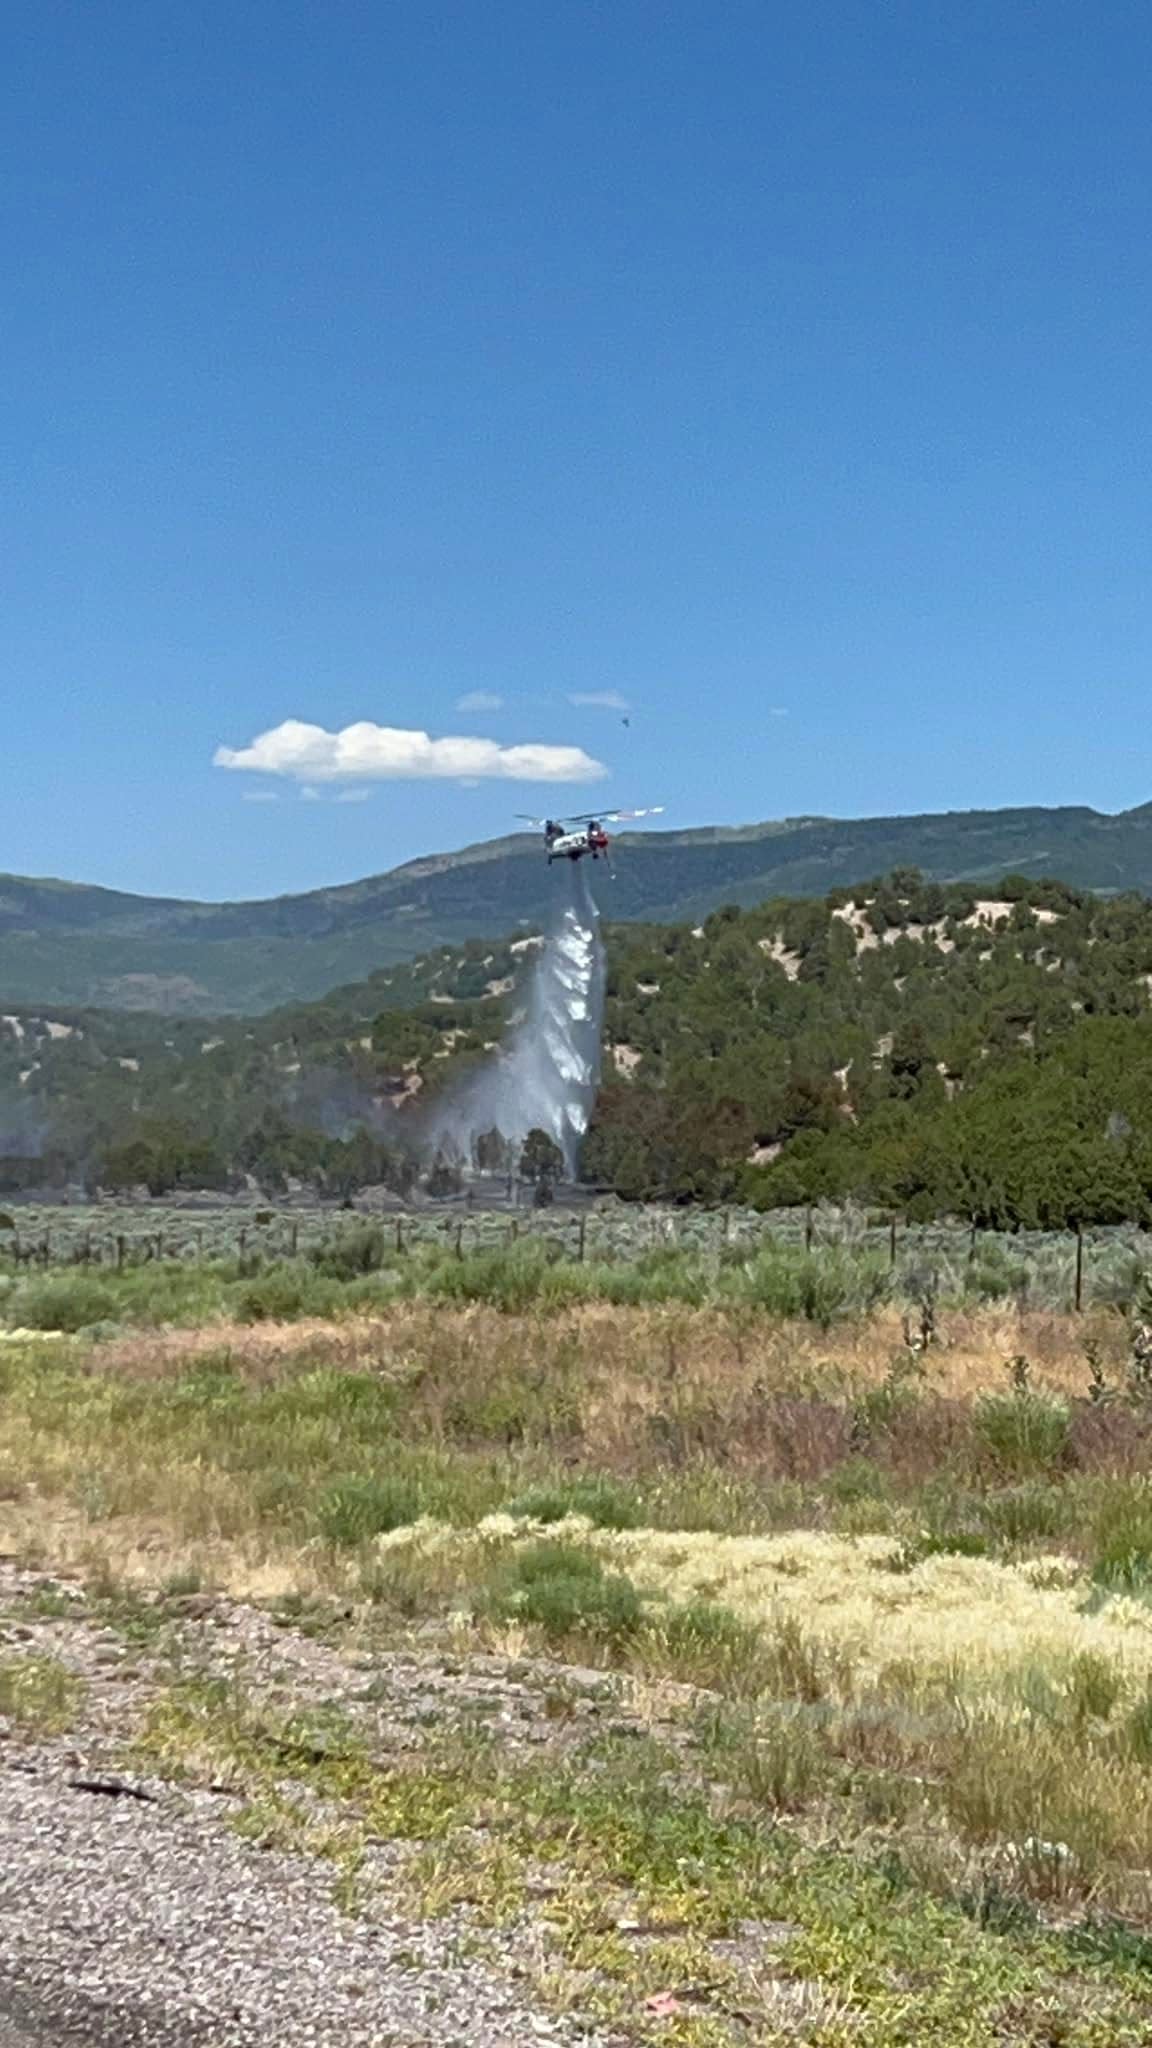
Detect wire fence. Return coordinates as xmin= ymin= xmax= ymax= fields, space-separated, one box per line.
xmin=0 ymin=1199 xmax=1148 ymax=1310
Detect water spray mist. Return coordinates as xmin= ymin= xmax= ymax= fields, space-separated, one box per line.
xmin=431 ymin=863 xmax=605 ymax=1175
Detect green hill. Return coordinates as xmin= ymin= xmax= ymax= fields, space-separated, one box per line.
xmin=11 ymin=866 xmax=1152 ymax=1227
xmin=5 ymin=800 xmax=1152 ymax=1012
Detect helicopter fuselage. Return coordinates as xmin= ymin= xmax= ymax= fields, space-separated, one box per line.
xmin=547 ymin=825 xmax=610 ymax=863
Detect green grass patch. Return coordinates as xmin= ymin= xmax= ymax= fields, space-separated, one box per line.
xmin=0 ymin=1651 xmax=85 ymax=1733
xmin=503 ymin=1476 xmax=642 ymax=1528
xmin=317 ymin=1473 xmax=426 ymax=1546
xmin=482 ymin=1540 xmax=646 ymax=1645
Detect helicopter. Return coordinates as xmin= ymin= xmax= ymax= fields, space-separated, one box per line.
xmin=516 ymin=807 xmax=665 ymax=866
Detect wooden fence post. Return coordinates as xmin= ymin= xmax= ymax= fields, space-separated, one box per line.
xmin=1074 ymin=1222 xmax=1084 ymax=1314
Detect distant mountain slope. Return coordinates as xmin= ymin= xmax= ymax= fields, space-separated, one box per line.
xmin=4 ymin=801 xmax=1152 ymax=1012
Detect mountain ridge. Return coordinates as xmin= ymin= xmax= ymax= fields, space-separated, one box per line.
xmin=4 ymin=798 xmax=1152 ymax=1013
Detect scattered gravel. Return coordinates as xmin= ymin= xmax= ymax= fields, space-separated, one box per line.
xmin=0 ymin=1569 xmax=630 ymax=2047
xmin=0 ymin=1760 xmax=611 ymax=2047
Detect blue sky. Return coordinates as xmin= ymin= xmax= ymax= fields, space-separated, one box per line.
xmin=4 ymin=1 xmax=1152 ymax=900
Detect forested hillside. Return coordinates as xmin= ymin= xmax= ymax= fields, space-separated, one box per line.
xmin=10 ymin=869 xmax=1152 ymax=1225
xmin=589 ymin=873 xmax=1152 ymax=1225
xmin=8 ymin=797 xmax=1152 ymax=1010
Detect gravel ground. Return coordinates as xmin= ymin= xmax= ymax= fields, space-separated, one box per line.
xmin=0 ymin=1569 xmax=629 ymax=2048
xmin=0 ymin=1755 xmax=610 ymax=2048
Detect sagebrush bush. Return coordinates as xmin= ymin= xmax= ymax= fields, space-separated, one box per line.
xmin=8 ymin=1273 xmax=121 ymax=1332
xmin=233 ymin=1264 xmax=343 ymax=1324
xmin=309 ymin=1227 xmax=390 ymax=1279
xmin=651 ymin=1600 xmax=765 ymax=1687
xmin=484 ymin=1540 xmax=645 ymax=1643
xmin=422 ymin=1242 xmax=572 ymax=1314
xmin=733 ymin=1248 xmax=889 ymax=1324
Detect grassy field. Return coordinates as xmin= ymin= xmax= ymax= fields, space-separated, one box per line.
xmin=6 ymin=1255 xmax=1152 ymax=2038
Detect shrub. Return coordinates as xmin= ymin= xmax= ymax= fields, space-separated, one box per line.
xmin=966 ymin=1251 xmax=1030 ymax=1302
xmin=484 ymin=1540 xmax=645 ymax=1644
xmin=424 ymin=1243 xmax=570 ymax=1313
xmin=233 ymin=1265 xmax=340 ymax=1323
xmin=316 ymin=1474 xmax=424 ymax=1546
xmin=735 ymin=1248 xmax=888 ymax=1325
xmin=762 ymin=1614 xmax=842 ymax=1703
xmin=310 ymin=1227 xmax=389 ymax=1279
xmin=1069 ymin=1401 xmax=1152 ymax=1476
xmin=658 ymin=1600 xmax=756 ymax=1658
xmin=973 ymin=1391 xmax=1071 ymax=1479
xmin=762 ymin=1396 xmax=854 ymax=1480
xmin=504 ymin=1477 xmax=642 ymax=1529
xmin=7 ymin=1273 xmax=120 ymax=1332
xmin=825 ymin=1457 xmax=891 ymax=1505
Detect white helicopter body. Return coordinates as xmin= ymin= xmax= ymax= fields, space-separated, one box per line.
xmin=516 ymin=807 xmax=664 ymax=867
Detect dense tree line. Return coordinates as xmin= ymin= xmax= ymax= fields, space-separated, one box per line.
xmin=11 ymin=870 xmax=1152 ymax=1224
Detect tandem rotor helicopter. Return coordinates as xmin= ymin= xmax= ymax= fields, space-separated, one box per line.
xmin=516 ymin=807 xmax=665 ymax=868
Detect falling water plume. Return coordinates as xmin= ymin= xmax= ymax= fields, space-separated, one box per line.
xmin=431 ymin=862 xmax=605 ymax=1175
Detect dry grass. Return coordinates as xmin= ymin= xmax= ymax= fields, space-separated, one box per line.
xmin=10 ymin=1304 xmax=1152 ymax=1974
xmin=0 ymin=1302 xmax=1132 ymax=1608
xmin=94 ymin=1297 xmax=1117 ymax=1401
xmin=593 ymin=1525 xmax=1152 ymax=1692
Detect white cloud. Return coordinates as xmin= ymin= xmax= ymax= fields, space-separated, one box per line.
xmin=214 ymin=719 xmax=607 ymax=785
xmin=455 ymin=690 xmax=504 ymax=712
xmin=241 ymin=788 xmax=280 ymax=803
xmin=567 ymin=690 xmax=631 ymax=712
